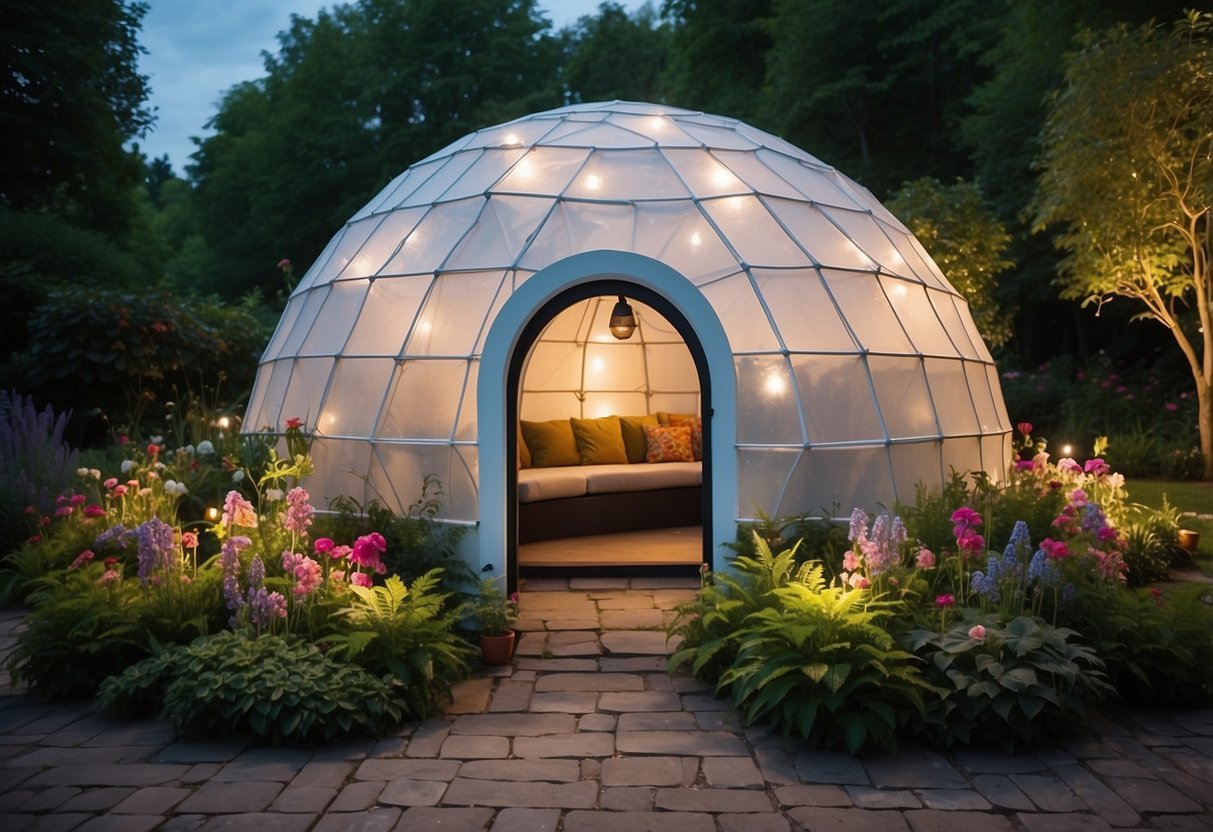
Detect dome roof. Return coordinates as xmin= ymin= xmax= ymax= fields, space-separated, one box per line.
xmin=247 ymin=101 xmax=1010 ymax=524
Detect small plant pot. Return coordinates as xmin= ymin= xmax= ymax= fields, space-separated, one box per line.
xmin=1177 ymin=529 xmax=1200 ymax=554
xmin=479 ymin=629 xmax=517 ymax=666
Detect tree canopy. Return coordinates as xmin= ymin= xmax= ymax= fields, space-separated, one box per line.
xmin=1032 ymin=11 xmax=1213 ymax=475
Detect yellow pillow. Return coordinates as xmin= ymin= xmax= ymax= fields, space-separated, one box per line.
xmin=667 ymin=413 xmax=703 ymax=461
xmin=619 ymin=414 xmax=659 ymax=463
xmin=643 ymin=424 xmax=694 ymax=463
xmin=517 ymin=423 xmax=532 ymax=469
xmin=520 ymin=419 xmax=581 ymax=468
xmin=657 ymin=411 xmax=697 ymax=426
xmin=571 ymin=416 xmax=628 ymax=465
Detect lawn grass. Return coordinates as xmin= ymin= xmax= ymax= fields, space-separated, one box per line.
xmin=1126 ymin=478 xmax=1213 ymax=573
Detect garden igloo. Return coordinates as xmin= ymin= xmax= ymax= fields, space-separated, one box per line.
xmin=245 ymin=101 xmax=1012 ymax=579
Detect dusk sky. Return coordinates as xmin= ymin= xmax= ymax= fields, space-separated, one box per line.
xmin=136 ymin=1 xmax=649 ymax=173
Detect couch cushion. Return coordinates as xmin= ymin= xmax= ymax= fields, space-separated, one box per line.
xmin=585 ymin=462 xmax=702 ymax=494
xmin=619 ymin=414 xmax=659 ymax=463
xmin=517 ymin=468 xmax=589 ymax=503
xmin=666 ymin=413 xmax=702 ymax=461
xmin=520 ymin=418 xmax=581 ymax=468
xmin=644 ymin=424 xmax=694 ymax=463
xmin=571 ymin=415 xmax=629 ymax=465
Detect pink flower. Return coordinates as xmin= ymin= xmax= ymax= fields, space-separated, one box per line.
xmin=915 ymin=548 xmax=935 ymax=569
xmin=181 ymin=531 xmax=199 ymax=549
xmin=277 ymin=258 xmax=292 ymax=270
xmin=950 ymin=507 xmax=982 ymax=527
xmin=351 ymin=532 xmax=387 ymax=569
xmin=283 ymin=487 xmax=313 ymax=534
xmin=935 ymin=594 xmax=955 ymax=608
xmin=350 ymin=572 xmax=373 ymax=588
xmin=1056 ymin=458 xmax=1082 ymax=475
xmin=314 ymin=537 xmax=335 ymax=555
xmin=112 ymin=485 xmax=128 ymax=497
xmin=330 ymin=545 xmax=352 ymax=561
xmin=70 ymin=550 xmax=95 ymax=569
xmin=1149 ymin=588 xmax=1164 ymax=607
xmin=100 ymin=569 xmax=120 ymax=585
xmin=285 ymin=417 xmax=303 ymax=430
xmin=1016 ymin=422 xmax=1033 ymax=436
xmin=1083 ymin=459 xmax=1110 ymax=477
xmin=1165 ymin=403 xmax=1179 ymax=412
xmin=222 ymin=490 xmax=258 ymax=529
xmin=70 ymin=494 xmax=86 ymax=505
xmin=968 ymin=624 xmax=987 ymax=641
xmin=55 ymin=506 xmax=74 ymax=518
xmin=103 ymin=477 xmax=118 ymax=490
xmin=1041 ymin=538 xmax=1070 ymax=559
xmin=842 ymin=551 xmax=861 ymax=572
xmin=147 ymin=443 xmax=160 ymax=457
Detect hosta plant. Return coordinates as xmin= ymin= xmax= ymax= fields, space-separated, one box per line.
xmin=905 ymin=615 xmax=1112 ymax=750
xmin=98 ymin=630 xmax=406 ymax=744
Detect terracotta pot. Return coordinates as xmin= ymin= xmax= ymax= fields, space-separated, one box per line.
xmin=479 ymin=629 xmax=517 ymax=666
xmin=1178 ymin=529 xmax=1201 ymax=553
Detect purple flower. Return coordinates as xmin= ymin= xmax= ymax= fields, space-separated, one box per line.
xmin=134 ymin=518 xmax=177 ymax=583
xmin=283 ymin=487 xmax=313 ymax=535
xmin=847 ymin=507 xmax=868 ymax=546
xmin=221 ymin=536 xmax=251 ymax=614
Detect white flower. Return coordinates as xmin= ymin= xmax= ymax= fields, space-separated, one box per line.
xmin=164 ymin=480 xmax=189 ymax=496
xmin=120 ymin=459 xmax=135 ymax=474
xmin=77 ymin=467 xmax=90 ymax=478
xmin=89 ymin=468 xmax=101 ymax=480
xmin=265 ymin=488 xmax=285 ymax=502
xmin=196 ymin=440 xmax=215 ymax=455
xmin=183 ymin=444 xmax=195 ymax=455
xmin=232 ymin=470 xmax=245 ymax=483
xmin=151 ymin=435 xmax=164 ymax=445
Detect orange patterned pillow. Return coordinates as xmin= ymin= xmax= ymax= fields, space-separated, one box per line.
xmin=643 ymin=424 xmax=694 ymax=463
xmin=667 ymin=414 xmax=702 ymax=461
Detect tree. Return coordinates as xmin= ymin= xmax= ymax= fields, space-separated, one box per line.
xmin=1 ymin=0 xmax=153 ymax=235
xmin=1032 ymin=12 xmax=1213 ymax=477
xmin=562 ymin=2 xmax=670 ymax=104
xmin=887 ymin=178 xmax=1014 ymax=350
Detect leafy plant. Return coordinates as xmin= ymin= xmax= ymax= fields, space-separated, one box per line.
xmin=718 ymin=559 xmax=936 ymax=754
xmin=326 ymin=571 xmax=474 ymax=718
xmin=906 ymin=615 xmax=1112 ymax=750
xmin=0 ymin=391 xmax=79 ymax=556
xmin=468 ymin=575 xmax=518 ymax=636
xmin=98 ymin=630 xmax=406 ymax=744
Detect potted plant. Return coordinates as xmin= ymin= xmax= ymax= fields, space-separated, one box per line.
xmin=471 ymin=576 xmax=519 ymax=665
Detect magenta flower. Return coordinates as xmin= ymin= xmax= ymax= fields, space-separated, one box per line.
xmin=935 ymin=594 xmax=955 ymax=608
xmin=1165 ymin=403 xmax=1179 ymax=412
xmin=313 ymin=537 xmax=335 ymax=555
xmin=283 ymin=487 xmax=313 ymax=535
xmin=1016 ymin=421 xmax=1033 ymax=436
xmin=351 ymin=532 xmax=387 ymax=571
xmin=1040 ymin=538 xmax=1070 ymax=560
xmin=1083 ymin=459 xmax=1110 ymax=477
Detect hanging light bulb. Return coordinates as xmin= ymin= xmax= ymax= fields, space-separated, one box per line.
xmin=608 ymin=296 xmax=637 ymax=340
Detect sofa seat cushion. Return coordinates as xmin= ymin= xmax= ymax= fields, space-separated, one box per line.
xmin=517 ymin=468 xmax=589 ymax=503
xmin=584 ymin=461 xmax=701 ymax=495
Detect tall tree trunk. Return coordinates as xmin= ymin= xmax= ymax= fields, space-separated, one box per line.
xmin=1198 ymin=375 xmax=1213 ymax=480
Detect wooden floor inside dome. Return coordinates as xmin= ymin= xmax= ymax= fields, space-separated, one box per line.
xmin=518 ymin=525 xmax=703 ymax=569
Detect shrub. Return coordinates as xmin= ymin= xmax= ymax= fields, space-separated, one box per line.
xmin=98 ymin=630 xmax=406 ymax=744
xmin=0 ymin=392 xmax=79 ymax=556
xmin=326 ymin=571 xmax=474 ymax=719
xmin=906 ymin=616 xmax=1111 ymax=750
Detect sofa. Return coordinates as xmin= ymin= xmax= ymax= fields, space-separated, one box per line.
xmin=516 ymin=412 xmax=704 ymax=543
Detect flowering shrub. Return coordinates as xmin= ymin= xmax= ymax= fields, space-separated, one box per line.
xmin=0 ymin=392 xmax=80 ymax=561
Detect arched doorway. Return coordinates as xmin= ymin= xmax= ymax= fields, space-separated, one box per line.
xmin=505 ymin=279 xmax=713 ymax=580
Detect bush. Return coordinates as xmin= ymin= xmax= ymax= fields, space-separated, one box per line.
xmin=99 ymin=630 xmax=406 ymax=744
xmin=0 ymin=392 xmax=79 ymax=556
xmin=906 ymin=616 xmax=1111 ymax=750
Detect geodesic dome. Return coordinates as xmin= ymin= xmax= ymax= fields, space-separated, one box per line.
xmin=246 ymin=101 xmax=1011 ymax=551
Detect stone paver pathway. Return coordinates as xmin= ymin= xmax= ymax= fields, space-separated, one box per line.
xmin=2 ymin=579 xmax=1212 ymax=831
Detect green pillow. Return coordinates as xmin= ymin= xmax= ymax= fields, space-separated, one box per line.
xmin=619 ymin=414 xmax=659 ymax=463
xmin=520 ymin=419 xmax=581 ymax=468
xmin=571 ymin=415 xmax=628 ymax=465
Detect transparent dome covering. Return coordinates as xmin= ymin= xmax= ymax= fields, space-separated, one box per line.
xmin=247 ymin=101 xmax=1011 ymax=534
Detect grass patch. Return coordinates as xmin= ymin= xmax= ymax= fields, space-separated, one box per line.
xmin=1126 ymin=479 xmax=1213 ymax=573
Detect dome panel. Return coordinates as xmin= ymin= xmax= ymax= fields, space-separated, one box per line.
xmin=821 ymin=207 xmax=915 ymax=278
xmin=298 ymin=281 xmax=368 ymax=356
xmin=472 ymin=118 xmax=560 ymax=151
xmin=336 ymin=209 xmax=426 ymax=280
xmin=454 ymin=361 xmax=479 ymax=441
xmin=633 ymin=202 xmax=738 ymax=285
xmin=649 ymin=392 xmax=699 ymax=414
xmin=280 ymin=357 xmax=335 ymax=428
xmin=583 ymin=392 xmax=649 ymax=418
xmin=245 ymin=358 xmax=291 ymax=432
xmin=381 ymin=200 xmax=485 ymax=274
xmin=890 ymin=441 xmax=944 ymax=503
xmin=756 ymin=150 xmax=867 ymax=210
xmin=585 ymin=342 xmax=646 ymax=390
xmin=927 ymin=290 xmax=980 ymax=360
xmin=751 ymin=269 xmax=857 ymax=353
xmin=403 ymin=150 xmax=484 ymax=205
xmin=880 ymin=277 xmax=958 ymax=357
xmin=711 ymin=150 xmax=811 ymax=200
xmin=307 ymin=438 xmax=373 ymax=506
xmin=608 ymin=113 xmax=702 ymax=148
xmin=344 ymin=275 xmax=431 ymax=357
xmin=737 ymin=448 xmax=802 ymax=520
xmin=793 ymin=354 xmax=884 ymax=444
xmin=736 ymin=355 xmax=803 ymax=445
xmin=378 ymin=359 xmax=468 ymax=440
xmin=438 ymin=149 xmax=529 ymax=201
xmin=538 ymin=119 xmax=652 ymax=149
xmin=673 ymin=119 xmax=761 ymax=150
xmin=492 ymin=148 xmax=589 ymax=197
xmin=373 ymin=157 xmax=449 ymax=212
xmin=405 ymin=271 xmax=506 ymax=356
xmin=782 ymin=447 xmax=894 ymax=517
xmin=645 ymin=342 xmax=698 ymax=393
xmin=698 ymin=273 xmax=780 ymax=352
xmin=941 ymin=437 xmax=982 ymax=480
xmin=274 ymin=288 xmax=330 ymax=359
xmin=566 ymin=150 xmax=690 ymax=200
xmin=766 ymin=199 xmax=875 ymax=270
xmin=316 ymin=358 xmax=394 ymax=437
xmin=662 ymin=149 xmax=751 ymax=198
xmin=924 ymin=358 xmax=980 ymax=435
xmin=372 ymin=444 xmax=473 ymax=521
xmin=867 ymin=356 xmax=938 ymax=439
xmin=449 ymin=446 xmax=480 ymax=520
xmin=965 ymin=360 xmax=1006 ymax=433
xmin=821 ymin=270 xmax=914 ymax=354
xmin=701 ymin=196 xmax=810 ymax=268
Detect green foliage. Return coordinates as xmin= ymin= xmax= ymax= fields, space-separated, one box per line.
xmin=321 ymin=475 xmax=474 ymax=588
xmin=906 ymin=616 xmax=1111 ymax=750
xmin=1061 ymin=584 xmax=1213 ymax=706
xmin=1033 ymin=11 xmax=1213 ymax=478
xmin=468 ymin=575 xmax=518 ymax=636
xmin=886 ymin=178 xmax=1014 ymax=348
xmin=718 ymin=557 xmax=935 ymax=754
xmin=98 ymin=630 xmax=406 ymax=744
xmin=1119 ymin=499 xmax=1185 ymax=587
xmin=561 ymin=2 xmax=670 ymax=103
xmin=326 ymin=572 xmax=474 ymax=719
xmin=16 ymin=287 xmax=270 ymax=436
